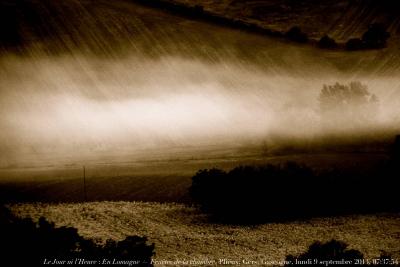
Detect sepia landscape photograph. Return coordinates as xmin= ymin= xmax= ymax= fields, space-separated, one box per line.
xmin=0 ymin=0 xmax=399 ymax=266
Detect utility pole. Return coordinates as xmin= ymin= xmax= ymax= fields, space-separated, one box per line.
xmin=83 ymin=165 xmax=87 ymax=202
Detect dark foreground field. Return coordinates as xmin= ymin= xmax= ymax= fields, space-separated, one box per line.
xmin=0 ymin=146 xmax=390 ymax=203
xmin=9 ymin=202 xmax=400 ymax=263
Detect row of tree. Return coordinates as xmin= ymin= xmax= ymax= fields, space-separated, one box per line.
xmin=285 ymin=23 xmax=390 ymax=50
xmin=319 ymin=81 xmax=379 ymax=129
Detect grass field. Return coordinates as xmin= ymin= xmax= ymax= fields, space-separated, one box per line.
xmin=9 ymin=201 xmax=400 ymax=264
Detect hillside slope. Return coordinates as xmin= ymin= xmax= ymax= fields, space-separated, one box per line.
xmin=169 ymin=0 xmax=400 ymax=43
xmin=1 ymin=0 xmax=400 ymax=73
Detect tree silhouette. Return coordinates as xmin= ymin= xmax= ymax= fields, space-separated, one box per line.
xmin=285 ymin=240 xmax=364 ymax=266
xmin=0 ymin=206 xmax=154 ymax=266
xmin=319 ymin=81 xmax=379 ymax=128
xmin=346 ymin=38 xmax=364 ymax=50
xmin=318 ymin=35 xmax=337 ymax=49
xmin=285 ymin=26 xmax=308 ymax=43
xmin=346 ymin=23 xmax=390 ymax=50
xmin=0 ymin=3 xmax=21 ymax=47
xmin=190 ymin=154 xmax=400 ymax=223
xmin=362 ymin=23 xmax=390 ymax=49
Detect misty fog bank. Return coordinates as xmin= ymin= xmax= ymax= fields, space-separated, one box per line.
xmin=1 ymin=53 xmax=399 ymax=168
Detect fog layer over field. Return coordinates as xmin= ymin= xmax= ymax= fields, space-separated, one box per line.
xmin=1 ymin=53 xmax=399 ymax=168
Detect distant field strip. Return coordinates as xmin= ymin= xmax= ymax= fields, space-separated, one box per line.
xmin=9 ymin=202 xmax=400 ymax=263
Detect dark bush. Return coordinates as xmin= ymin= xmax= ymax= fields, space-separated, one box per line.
xmin=191 ymin=162 xmax=321 ymax=223
xmin=346 ymin=38 xmax=364 ymax=50
xmin=190 ymin=137 xmax=400 ymax=223
xmin=345 ymin=23 xmax=390 ymax=51
xmin=318 ymin=35 xmax=337 ymax=49
xmin=0 ymin=206 xmax=154 ymax=266
xmin=285 ymin=239 xmax=364 ymax=266
xmin=285 ymin=26 xmax=308 ymax=43
xmin=285 ymin=239 xmax=395 ymax=266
